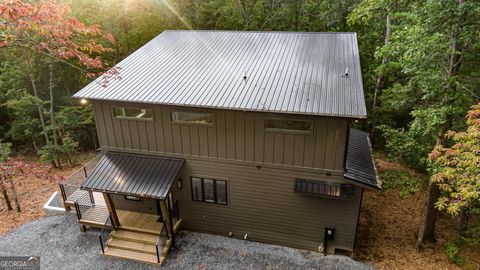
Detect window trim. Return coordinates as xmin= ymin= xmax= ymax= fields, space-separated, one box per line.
xmin=111 ymin=105 xmax=154 ymax=121
xmin=170 ymin=109 xmax=215 ymax=126
xmin=190 ymin=176 xmax=228 ymax=205
xmin=263 ymin=116 xmax=313 ymax=135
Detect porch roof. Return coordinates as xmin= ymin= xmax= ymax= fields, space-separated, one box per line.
xmin=80 ymin=152 xmax=184 ymax=200
xmin=344 ymin=128 xmax=381 ymax=190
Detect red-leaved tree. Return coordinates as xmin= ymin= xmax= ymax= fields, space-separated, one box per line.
xmin=1 ymin=0 xmax=120 ymax=167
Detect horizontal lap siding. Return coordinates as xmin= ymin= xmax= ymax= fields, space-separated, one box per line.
xmin=173 ymin=158 xmax=361 ymax=251
xmin=93 ymin=101 xmax=349 ymax=171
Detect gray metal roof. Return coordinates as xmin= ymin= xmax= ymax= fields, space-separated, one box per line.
xmin=80 ymin=152 xmax=184 ymax=199
xmin=344 ymin=128 xmax=380 ymax=189
xmin=74 ymin=30 xmax=366 ymax=118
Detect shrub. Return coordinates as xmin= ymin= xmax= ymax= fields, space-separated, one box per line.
xmin=380 ymin=170 xmax=422 ymax=197
xmin=445 ymin=242 xmax=464 ymax=265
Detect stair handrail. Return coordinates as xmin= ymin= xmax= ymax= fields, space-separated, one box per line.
xmin=98 ymin=214 xmax=116 ymax=254
xmin=155 ymin=223 xmax=170 ymax=263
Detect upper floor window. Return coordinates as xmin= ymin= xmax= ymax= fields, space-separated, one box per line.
xmin=191 ymin=177 xmax=227 ymax=205
xmin=113 ymin=106 xmax=153 ymax=120
xmin=264 ymin=117 xmax=312 ymax=134
xmin=171 ymin=111 xmax=213 ymax=125
xmin=294 ymin=179 xmax=353 ymax=199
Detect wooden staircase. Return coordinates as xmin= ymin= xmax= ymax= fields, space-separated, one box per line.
xmin=103 ymin=227 xmax=171 ymax=265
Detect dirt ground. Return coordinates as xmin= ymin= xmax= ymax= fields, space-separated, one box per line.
xmin=0 ymin=153 xmax=479 ymax=269
xmin=355 ymin=156 xmax=480 ymax=270
xmin=0 ymin=164 xmax=81 ymax=236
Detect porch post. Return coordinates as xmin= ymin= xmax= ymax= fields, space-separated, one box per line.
xmin=159 ymin=200 xmax=172 ymax=237
xmin=103 ymin=193 xmax=120 ymax=226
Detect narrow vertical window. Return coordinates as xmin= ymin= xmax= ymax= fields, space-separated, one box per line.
xmin=216 ymin=180 xmax=227 ymax=205
xmin=204 ymin=179 xmax=215 ymax=203
xmin=191 ymin=177 xmax=203 ymax=201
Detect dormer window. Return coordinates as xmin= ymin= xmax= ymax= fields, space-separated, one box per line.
xmin=113 ymin=106 xmax=153 ymax=120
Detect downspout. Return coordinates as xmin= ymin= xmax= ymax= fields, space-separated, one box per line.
xmin=352 ymin=188 xmax=364 ymax=257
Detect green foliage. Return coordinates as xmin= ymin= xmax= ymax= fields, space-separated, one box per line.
xmin=445 ymin=242 xmax=464 ymax=265
xmin=380 ymin=170 xmax=422 ymax=197
xmin=38 ymin=136 xmax=79 ymax=165
xmin=430 ymin=104 xmax=480 ymax=216
xmin=0 ymin=142 xmax=12 ymax=162
xmin=4 ymin=91 xmax=43 ymax=146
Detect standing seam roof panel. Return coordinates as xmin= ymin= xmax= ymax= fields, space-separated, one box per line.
xmin=73 ymin=31 xmax=367 ymax=118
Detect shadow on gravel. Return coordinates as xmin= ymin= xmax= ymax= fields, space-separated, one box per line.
xmin=0 ymin=214 xmax=374 ymax=270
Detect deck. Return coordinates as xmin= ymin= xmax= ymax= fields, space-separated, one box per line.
xmin=117 ymin=210 xmax=163 ymax=233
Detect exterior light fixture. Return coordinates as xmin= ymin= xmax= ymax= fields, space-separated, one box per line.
xmin=80 ymin=98 xmax=88 ymax=105
xmin=177 ymin=178 xmax=182 ymax=189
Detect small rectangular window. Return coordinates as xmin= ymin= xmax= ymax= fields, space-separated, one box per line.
xmin=171 ymin=111 xmax=213 ymax=125
xmin=190 ymin=177 xmax=228 ymax=205
xmin=264 ymin=117 xmax=312 ymax=133
xmin=125 ymin=195 xmax=141 ymax=201
xmin=294 ymin=179 xmax=353 ymax=199
xmin=113 ymin=106 xmax=153 ymax=120
xmin=191 ymin=177 xmax=203 ymax=201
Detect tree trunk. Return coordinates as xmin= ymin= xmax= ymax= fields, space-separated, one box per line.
xmin=48 ymin=62 xmax=61 ymax=168
xmin=31 ymin=135 xmax=39 ymax=152
xmin=416 ymin=181 xmax=440 ymax=248
xmin=0 ymin=184 xmax=13 ymax=211
xmin=27 ymin=59 xmax=49 ymax=145
xmin=7 ymin=178 xmax=21 ymax=212
xmin=459 ymin=206 xmax=469 ymax=236
xmin=371 ymin=13 xmax=391 ymax=143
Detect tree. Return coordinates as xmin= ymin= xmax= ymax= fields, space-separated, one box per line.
xmin=0 ymin=142 xmax=56 ymax=212
xmin=429 ymin=103 xmax=480 ymax=232
xmin=1 ymin=0 xmax=117 ymax=166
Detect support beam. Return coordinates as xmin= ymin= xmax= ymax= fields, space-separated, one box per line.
xmin=103 ymin=193 xmax=120 ymax=226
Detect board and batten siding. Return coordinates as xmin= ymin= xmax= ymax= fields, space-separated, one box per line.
xmin=172 ymin=158 xmax=362 ymax=252
xmin=93 ymin=101 xmax=349 ymax=171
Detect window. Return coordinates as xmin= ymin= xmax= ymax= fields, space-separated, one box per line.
xmin=113 ymin=106 xmax=153 ymax=120
xmin=125 ymin=195 xmax=141 ymax=201
xmin=294 ymin=179 xmax=353 ymax=199
xmin=171 ymin=111 xmax=213 ymax=125
xmin=191 ymin=177 xmax=228 ymax=205
xmin=264 ymin=117 xmax=312 ymax=133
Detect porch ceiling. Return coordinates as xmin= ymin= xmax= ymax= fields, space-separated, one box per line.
xmin=80 ymin=152 xmax=184 ymax=200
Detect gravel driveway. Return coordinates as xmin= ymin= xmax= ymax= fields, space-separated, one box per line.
xmin=0 ymin=214 xmax=374 ymax=270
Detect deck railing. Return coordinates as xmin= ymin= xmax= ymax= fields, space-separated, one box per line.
xmin=59 ymin=154 xmax=102 ymax=202
xmin=99 ymin=215 xmax=116 ymax=254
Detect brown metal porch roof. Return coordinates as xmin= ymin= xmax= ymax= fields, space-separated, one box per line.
xmin=344 ymin=128 xmax=381 ymax=189
xmin=80 ymin=152 xmax=184 ymax=200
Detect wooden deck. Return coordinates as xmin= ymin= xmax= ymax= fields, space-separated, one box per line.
xmin=78 ymin=205 xmax=110 ymax=228
xmin=117 ymin=210 xmax=163 ymax=234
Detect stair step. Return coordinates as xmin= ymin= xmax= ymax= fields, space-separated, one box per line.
xmin=107 ymin=238 xmax=157 ymax=255
xmin=103 ymin=246 xmax=159 ymax=264
xmin=112 ymin=229 xmax=158 ymax=244
xmin=119 ymin=225 xmax=162 ymax=235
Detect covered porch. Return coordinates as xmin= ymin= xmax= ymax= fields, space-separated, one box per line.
xmin=77 ymin=152 xmax=185 ymax=265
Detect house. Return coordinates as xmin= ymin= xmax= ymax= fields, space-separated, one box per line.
xmin=60 ymin=30 xmax=380 ymax=265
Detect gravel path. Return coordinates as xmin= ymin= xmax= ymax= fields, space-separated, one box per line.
xmin=0 ymin=214 xmax=374 ymax=270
